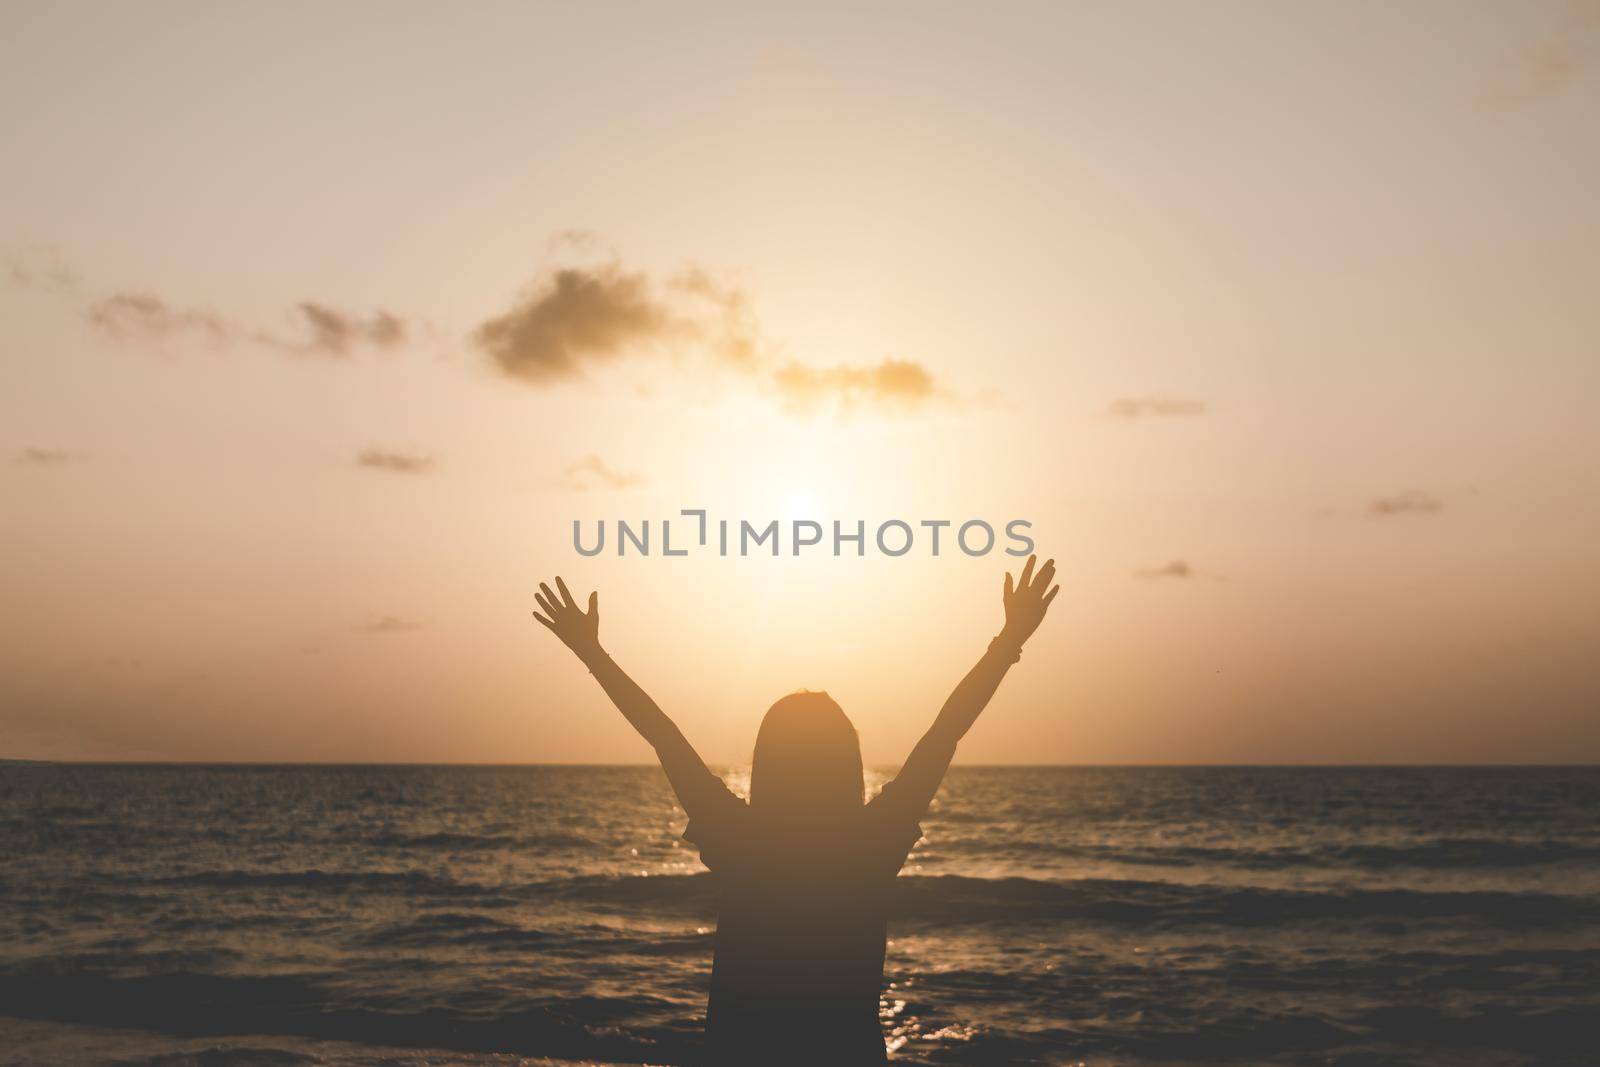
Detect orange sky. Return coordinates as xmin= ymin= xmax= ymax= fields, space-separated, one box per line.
xmin=2 ymin=0 xmax=1598 ymax=763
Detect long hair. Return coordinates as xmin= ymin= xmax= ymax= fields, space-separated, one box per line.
xmin=748 ymin=691 xmax=864 ymax=820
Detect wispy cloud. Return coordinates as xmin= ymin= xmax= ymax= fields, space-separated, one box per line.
xmin=668 ymin=267 xmax=767 ymax=371
xmin=563 ymin=454 xmax=645 ymax=491
xmin=274 ymin=303 xmax=406 ymax=356
xmin=5 ymin=244 xmax=78 ymax=294
xmin=16 ymin=447 xmax=87 ymax=465
xmin=1137 ymin=559 xmax=1229 ymax=582
xmin=547 ymin=228 xmax=602 ymax=253
xmin=356 ymin=615 xmax=422 ymax=634
xmin=87 ymin=293 xmax=230 ymax=344
xmin=88 ymin=292 xmax=408 ymax=356
xmin=1105 ymin=395 xmax=1207 ymax=420
xmin=356 ymin=447 xmax=435 ymax=475
xmin=1478 ymin=3 xmax=1600 ymax=111
xmin=475 ymin=251 xmax=949 ymax=415
xmin=1369 ymin=489 xmax=1443 ymax=517
xmin=773 ymin=359 xmax=937 ymax=413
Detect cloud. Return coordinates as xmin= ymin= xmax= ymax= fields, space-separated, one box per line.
xmin=669 ymin=267 xmax=766 ymax=370
xmin=773 ymin=358 xmax=938 ymax=413
xmin=547 ymin=228 xmax=601 ymax=253
xmin=1478 ymin=4 xmax=1600 ymax=111
xmin=475 ymin=251 xmax=949 ymax=414
xmin=76 ymin=241 xmax=949 ymax=416
xmin=282 ymin=303 xmax=406 ymax=356
xmin=1106 ymin=395 xmax=1207 ymax=420
xmin=5 ymin=244 xmax=78 ymax=294
xmin=563 ymin=454 xmax=645 ymax=491
xmin=1138 ymin=560 xmax=1193 ymax=580
xmin=89 ymin=292 xmax=408 ymax=356
xmin=356 ymin=616 xmax=422 ymax=633
xmin=1369 ymin=489 xmax=1443 ymax=517
xmin=87 ymin=293 xmax=230 ymax=344
xmin=16 ymin=447 xmax=87 ymax=465
xmin=356 ymin=447 xmax=435 ymax=474
xmin=474 ymin=265 xmax=681 ymax=383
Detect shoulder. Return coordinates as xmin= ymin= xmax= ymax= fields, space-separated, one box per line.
xmin=861 ymin=786 xmax=925 ymax=868
xmin=682 ymin=789 xmax=752 ymax=870
xmin=865 ymin=778 xmax=926 ymax=829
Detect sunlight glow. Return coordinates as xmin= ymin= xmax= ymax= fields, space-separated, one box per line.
xmin=781 ymin=490 xmax=820 ymax=522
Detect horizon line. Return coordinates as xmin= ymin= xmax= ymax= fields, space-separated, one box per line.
xmin=4 ymin=758 xmax=1598 ymax=769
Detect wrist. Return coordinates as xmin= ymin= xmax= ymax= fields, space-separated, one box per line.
xmin=989 ymin=632 xmax=1024 ymax=662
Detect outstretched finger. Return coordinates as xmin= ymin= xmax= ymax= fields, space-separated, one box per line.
xmin=587 ymin=590 xmax=599 ymax=619
xmin=539 ymin=583 xmax=561 ymax=613
xmin=535 ymin=591 xmax=558 ymax=619
xmin=555 ymin=576 xmax=578 ymax=610
xmin=532 ymin=611 xmax=556 ymax=630
xmin=1004 ymin=571 xmax=1014 ymax=598
xmin=1034 ymin=559 xmax=1056 ymax=593
xmin=1019 ymin=554 xmax=1037 ymax=589
xmin=1043 ymin=584 xmax=1060 ymax=606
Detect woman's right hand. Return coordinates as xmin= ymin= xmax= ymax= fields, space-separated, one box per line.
xmin=533 ymin=577 xmax=603 ymax=662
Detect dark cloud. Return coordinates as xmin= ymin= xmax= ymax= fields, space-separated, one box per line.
xmin=564 ymin=454 xmax=645 ymax=491
xmin=357 ymin=616 xmax=422 ymax=633
xmin=87 ymin=293 xmax=230 ymax=344
xmin=1369 ymin=490 xmax=1443 ymax=517
xmin=475 ymin=266 xmax=680 ymax=383
xmin=1106 ymin=395 xmax=1207 ymax=420
xmin=1138 ymin=560 xmax=1194 ymax=580
xmin=356 ymin=447 xmax=434 ymax=474
xmin=773 ymin=359 xmax=937 ymax=413
xmin=16 ymin=447 xmax=87 ymax=465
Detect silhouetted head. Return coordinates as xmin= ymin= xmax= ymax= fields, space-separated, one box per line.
xmin=749 ymin=691 xmax=864 ymax=820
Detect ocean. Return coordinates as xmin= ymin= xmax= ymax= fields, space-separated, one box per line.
xmin=1 ymin=763 xmax=1597 ymax=1066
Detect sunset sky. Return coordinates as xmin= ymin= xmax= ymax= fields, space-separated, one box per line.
xmin=3 ymin=0 xmax=1598 ymax=764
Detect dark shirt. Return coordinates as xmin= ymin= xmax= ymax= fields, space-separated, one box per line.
xmin=682 ymin=776 xmax=925 ymax=1065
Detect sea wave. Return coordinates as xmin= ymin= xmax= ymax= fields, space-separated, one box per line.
xmin=0 ymin=971 xmax=687 ymax=1064
xmin=26 ymin=869 xmax=1592 ymax=930
xmin=9 ymin=766 xmax=1600 ymax=1066
xmin=927 ymin=835 xmax=1600 ymax=870
xmin=4 ymin=959 xmax=1598 ymax=1066
xmin=890 ymin=874 xmax=1600 ymax=929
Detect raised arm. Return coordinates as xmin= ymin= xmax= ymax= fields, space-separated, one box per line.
xmin=880 ymin=556 xmax=1059 ymax=819
xmin=532 ymin=577 xmax=727 ymax=816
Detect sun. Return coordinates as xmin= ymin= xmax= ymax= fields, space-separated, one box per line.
xmin=780 ymin=489 xmax=820 ymax=521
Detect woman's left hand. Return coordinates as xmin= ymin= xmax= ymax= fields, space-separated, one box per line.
xmin=1001 ymin=555 xmax=1059 ymax=646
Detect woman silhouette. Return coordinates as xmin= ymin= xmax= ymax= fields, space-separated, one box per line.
xmin=532 ymin=556 xmax=1059 ymax=1065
